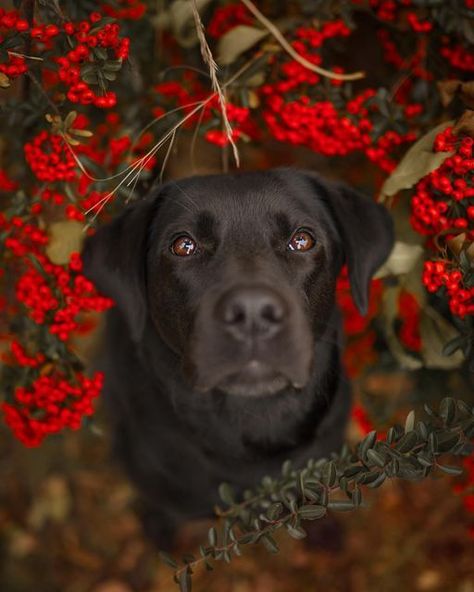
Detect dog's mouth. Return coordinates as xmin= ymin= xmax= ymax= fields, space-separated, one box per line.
xmin=215 ymin=360 xmax=294 ymax=397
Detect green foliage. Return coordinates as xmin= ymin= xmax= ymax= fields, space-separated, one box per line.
xmin=160 ymin=398 xmax=474 ymax=591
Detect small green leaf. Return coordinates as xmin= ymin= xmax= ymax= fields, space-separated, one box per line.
xmin=159 ymin=551 xmax=178 ymax=569
xmin=218 ymin=483 xmax=235 ymax=505
xmin=178 ymin=566 xmax=192 ymax=592
xmin=437 ymin=463 xmax=464 ymax=476
xmin=286 ymin=525 xmax=307 ymax=539
xmin=322 ymin=461 xmax=337 ymax=487
xmin=298 ymin=505 xmax=327 ymax=520
xmin=396 ymin=431 xmax=418 ymax=453
xmin=405 ymin=410 xmax=415 ymax=433
xmin=266 ymin=502 xmax=283 ymax=521
xmin=208 ymin=527 xmax=217 ymax=547
xmin=367 ymin=448 xmax=386 ymax=468
xmin=360 ymin=430 xmax=377 ymax=459
xmin=328 ymin=500 xmax=354 ymax=511
xmin=261 ymin=534 xmax=279 ymax=553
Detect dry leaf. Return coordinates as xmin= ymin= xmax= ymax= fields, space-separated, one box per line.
xmin=379 ymin=121 xmax=454 ymax=202
xmin=420 ymin=307 xmax=464 ymax=369
xmin=46 ymin=220 xmax=85 ymax=265
xmin=453 ymin=110 xmax=474 ymax=136
xmin=375 ymin=241 xmax=424 ymax=278
xmin=0 ymin=72 xmax=11 ymax=88
xmin=446 ymin=233 xmax=467 ymax=256
xmin=437 ymin=80 xmax=461 ymax=107
xmin=218 ymin=25 xmax=269 ymax=65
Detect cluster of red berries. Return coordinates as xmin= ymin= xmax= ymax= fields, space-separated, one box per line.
xmin=1 ymin=214 xmax=48 ymax=258
xmin=0 ymin=8 xmax=128 ymax=108
xmin=411 ymin=128 xmax=474 ymax=318
xmin=423 ymin=261 xmax=473 ymax=318
xmin=0 ymin=9 xmax=29 ymax=79
xmin=411 ymin=128 xmax=474 ymax=238
xmin=440 ymin=42 xmax=474 ymax=73
xmin=56 ymin=14 xmax=129 ymax=108
xmin=1 ymin=371 xmax=104 ymax=447
xmin=103 ymin=0 xmax=147 ymax=21
xmin=24 ymin=131 xmax=77 ymax=182
xmin=8 ymin=340 xmax=46 ymax=368
xmin=207 ymin=3 xmax=253 ymax=38
xmin=16 ymin=252 xmax=113 ymax=340
xmin=263 ymin=86 xmax=415 ymax=172
xmin=204 ymin=101 xmax=254 ymax=146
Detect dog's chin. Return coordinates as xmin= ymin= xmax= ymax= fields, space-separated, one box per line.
xmin=215 ymin=360 xmax=291 ymax=397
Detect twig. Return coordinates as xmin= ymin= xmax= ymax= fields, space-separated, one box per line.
xmin=78 ymin=52 xmax=263 ymax=221
xmin=190 ymin=0 xmax=240 ymax=167
xmin=8 ymin=51 xmax=44 ymax=62
xmin=240 ymin=0 xmax=365 ymax=81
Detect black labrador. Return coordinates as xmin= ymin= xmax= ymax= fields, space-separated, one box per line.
xmin=82 ymin=168 xmax=393 ymax=547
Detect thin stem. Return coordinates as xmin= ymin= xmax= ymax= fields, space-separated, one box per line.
xmin=240 ymin=0 xmax=365 ymax=81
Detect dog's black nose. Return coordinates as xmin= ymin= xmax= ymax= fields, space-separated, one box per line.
xmin=216 ymin=286 xmax=287 ymax=341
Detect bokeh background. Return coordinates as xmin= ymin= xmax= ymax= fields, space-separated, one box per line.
xmin=1 ymin=1 xmax=474 ymax=590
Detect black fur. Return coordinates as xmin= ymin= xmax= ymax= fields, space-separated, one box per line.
xmin=82 ymin=168 xmax=394 ymax=547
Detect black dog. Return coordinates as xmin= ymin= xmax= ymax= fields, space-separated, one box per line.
xmin=82 ymin=168 xmax=393 ymax=547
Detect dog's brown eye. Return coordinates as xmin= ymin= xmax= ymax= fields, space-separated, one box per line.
xmin=171 ymin=235 xmax=197 ymax=257
xmin=288 ymin=229 xmax=315 ymax=252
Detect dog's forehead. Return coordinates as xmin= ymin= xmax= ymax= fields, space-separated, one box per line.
xmin=159 ymin=172 xmax=322 ymax=228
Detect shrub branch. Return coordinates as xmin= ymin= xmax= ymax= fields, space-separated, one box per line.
xmin=159 ymin=398 xmax=474 ymax=592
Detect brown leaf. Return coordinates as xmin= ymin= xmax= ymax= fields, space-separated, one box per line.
xmin=459 ymin=81 xmax=474 ymax=109
xmin=466 ymin=241 xmax=474 ymax=262
xmin=453 ymin=110 xmax=474 ymax=137
xmin=0 ymin=72 xmax=11 ymax=88
xmin=46 ymin=220 xmax=84 ymax=264
xmin=218 ymin=25 xmax=268 ymax=65
xmin=437 ymin=80 xmax=461 ymax=107
xmin=446 ymin=233 xmax=467 ymax=256
xmin=420 ymin=307 xmax=464 ymax=369
xmin=375 ymin=241 xmax=424 ymax=278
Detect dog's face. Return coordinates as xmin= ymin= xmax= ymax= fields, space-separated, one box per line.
xmin=82 ymin=169 xmax=393 ymax=397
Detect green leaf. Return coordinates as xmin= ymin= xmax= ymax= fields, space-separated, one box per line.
xmin=367 ymin=471 xmax=387 ymax=489
xmin=439 ymin=398 xmax=456 ymax=424
xmin=405 ymin=410 xmax=415 ymax=433
xmin=286 ymin=525 xmax=307 ymax=539
xmin=298 ymin=505 xmax=327 ymax=520
xmin=396 ymin=431 xmax=418 ymax=453
xmin=261 ymin=534 xmax=279 ymax=553
xmin=367 ymin=449 xmax=386 ymax=468
xmin=437 ymin=464 xmax=464 ymax=476
xmin=159 ymin=551 xmax=178 ymax=569
xmin=322 ymin=461 xmax=337 ymax=487
xmin=360 ymin=430 xmax=377 ymax=459
xmin=328 ymin=500 xmax=354 ymax=512
xmin=178 ymin=566 xmax=192 ymax=592
xmin=266 ymin=502 xmax=283 ymax=521
xmin=208 ymin=527 xmax=217 ymax=547
xmin=218 ymin=483 xmax=235 ymax=505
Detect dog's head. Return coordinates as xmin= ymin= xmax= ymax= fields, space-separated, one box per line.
xmin=82 ymin=169 xmax=393 ymax=397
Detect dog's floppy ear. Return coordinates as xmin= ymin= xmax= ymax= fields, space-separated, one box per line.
xmin=82 ymin=195 xmax=158 ymax=342
xmin=303 ymin=172 xmax=394 ymax=315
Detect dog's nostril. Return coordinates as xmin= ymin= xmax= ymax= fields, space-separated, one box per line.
xmin=224 ymin=303 xmax=246 ymax=325
xmin=261 ymin=302 xmax=284 ymax=324
xmin=217 ymin=286 xmax=287 ymax=339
